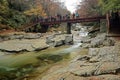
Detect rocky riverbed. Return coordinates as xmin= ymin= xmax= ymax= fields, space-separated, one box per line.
xmin=0 ymin=32 xmax=73 ymax=53
xmin=35 ymin=33 xmax=120 ymax=80
xmin=0 ymin=29 xmax=120 ymax=80
xmin=0 ymin=31 xmax=74 ymax=80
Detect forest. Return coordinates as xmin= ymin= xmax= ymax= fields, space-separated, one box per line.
xmin=0 ymin=0 xmax=69 ymax=31
xmin=0 ymin=0 xmax=120 ymax=32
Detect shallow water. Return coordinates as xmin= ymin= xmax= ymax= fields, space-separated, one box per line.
xmin=0 ymin=44 xmax=83 ymax=80
xmin=0 ymin=43 xmax=81 ymax=69
xmin=0 ymin=24 xmax=88 ymax=79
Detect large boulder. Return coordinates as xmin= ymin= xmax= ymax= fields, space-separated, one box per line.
xmin=54 ymin=40 xmax=64 ymax=47
xmin=46 ymin=34 xmax=73 ymax=47
xmin=46 ymin=35 xmax=55 ymax=46
xmin=64 ymin=34 xmax=73 ymax=44
xmin=90 ymin=33 xmax=115 ymax=47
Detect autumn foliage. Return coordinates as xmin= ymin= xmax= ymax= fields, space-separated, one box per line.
xmin=24 ymin=5 xmax=47 ymax=17
xmin=0 ymin=0 xmax=69 ymax=31
xmin=77 ymin=0 xmax=101 ymax=18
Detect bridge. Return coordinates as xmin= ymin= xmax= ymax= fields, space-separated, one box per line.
xmin=19 ymin=16 xmax=106 ymax=34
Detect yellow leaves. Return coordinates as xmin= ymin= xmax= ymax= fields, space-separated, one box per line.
xmin=24 ymin=5 xmax=46 ymax=17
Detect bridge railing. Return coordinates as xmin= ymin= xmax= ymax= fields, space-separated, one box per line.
xmin=19 ymin=15 xmax=106 ymax=30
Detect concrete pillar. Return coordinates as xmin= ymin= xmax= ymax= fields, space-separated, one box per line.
xmin=40 ymin=25 xmax=49 ymax=33
xmin=67 ymin=23 xmax=71 ymax=34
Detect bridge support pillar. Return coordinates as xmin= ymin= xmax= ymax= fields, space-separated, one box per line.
xmin=67 ymin=23 xmax=71 ymax=34
xmin=40 ymin=25 xmax=49 ymax=33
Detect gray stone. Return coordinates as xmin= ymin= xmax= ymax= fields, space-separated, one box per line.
xmin=71 ymin=64 xmax=97 ymax=76
xmin=103 ymin=38 xmax=115 ymax=46
xmin=81 ymin=38 xmax=92 ymax=43
xmin=81 ymin=43 xmax=91 ymax=48
xmin=54 ymin=40 xmax=64 ymax=47
xmin=90 ymin=33 xmax=115 ymax=48
xmin=46 ymin=34 xmax=73 ymax=47
xmin=0 ymin=38 xmax=48 ymax=53
xmin=87 ymin=75 xmax=120 ymax=80
xmin=24 ymin=33 xmax=41 ymax=39
xmin=77 ymin=55 xmax=91 ymax=61
xmin=0 ymin=33 xmax=42 ymax=41
xmin=88 ymin=48 xmax=100 ymax=56
xmin=0 ymin=37 xmax=3 ymax=42
xmin=94 ymin=61 xmax=120 ymax=75
xmin=64 ymin=34 xmax=73 ymax=44
xmin=14 ymin=35 xmax=24 ymax=39
xmin=46 ymin=35 xmax=55 ymax=44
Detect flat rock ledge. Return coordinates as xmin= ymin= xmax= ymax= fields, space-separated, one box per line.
xmin=0 ymin=33 xmax=73 ymax=53
xmin=40 ymin=33 xmax=120 ymax=80
xmin=0 ymin=32 xmax=42 ymax=42
xmin=0 ymin=38 xmax=49 ymax=53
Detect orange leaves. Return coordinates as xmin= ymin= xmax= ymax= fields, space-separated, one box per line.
xmin=24 ymin=5 xmax=46 ymax=17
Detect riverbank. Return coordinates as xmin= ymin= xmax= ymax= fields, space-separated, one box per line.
xmin=0 ymin=31 xmax=73 ymax=53
xmin=36 ymin=32 xmax=120 ymax=80
xmin=0 ymin=27 xmax=120 ymax=80
xmin=0 ymin=31 xmax=75 ymax=80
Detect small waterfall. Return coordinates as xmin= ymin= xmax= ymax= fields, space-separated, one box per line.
xmin=72 ymin=23 xmax=88 ymax=44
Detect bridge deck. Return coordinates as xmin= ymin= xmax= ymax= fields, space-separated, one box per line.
xmin=19 ymin=16 xmax=106 ymax=30
xmin=39 ymin=16 xmax=106 ymax=25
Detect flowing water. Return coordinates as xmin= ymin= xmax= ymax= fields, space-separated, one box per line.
xmin=0 ymin=46 xmax=77 ymax=79
xmin=0 ymin=43 xmax=82 ymax=79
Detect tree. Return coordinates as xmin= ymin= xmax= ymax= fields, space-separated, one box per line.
xmin=0 ymin=0 xmax=9 ymax=15
xmin=24 ymin=5 xmax=46 ymax=17
xmin=7 ymin=0 xmax=30 ymax=12
xmin=99 ymin=0 xmax=120 ymax=14
xmin=77 ymin=0 xmax=102 ymax=18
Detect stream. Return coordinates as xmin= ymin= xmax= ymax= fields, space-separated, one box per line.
xmin=0 ymin=42 xmax=82 ymax=79
xmin=0 ymin=24 xmax=88 ymax=79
